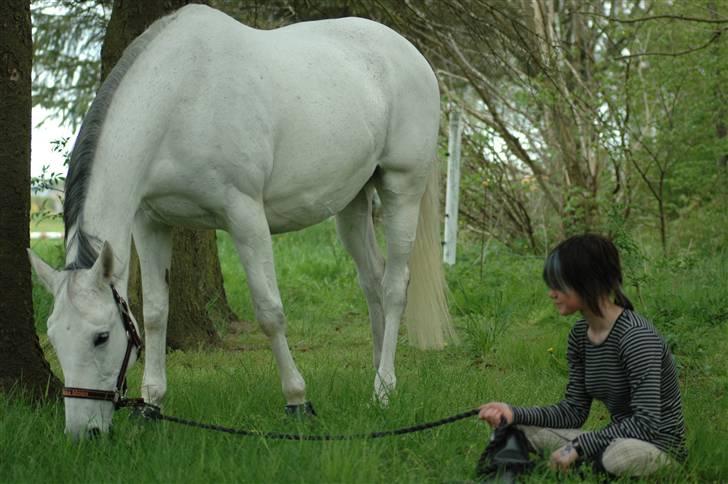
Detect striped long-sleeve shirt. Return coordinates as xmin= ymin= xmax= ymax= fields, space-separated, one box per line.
xmin=511 ymin=309 xmax=687 ymax=461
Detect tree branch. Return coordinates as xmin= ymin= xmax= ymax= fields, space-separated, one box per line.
xmin=616 ymin=30 xmax=725 ymax=60
xmin=582 ymin=11 xmax=728 ymax=24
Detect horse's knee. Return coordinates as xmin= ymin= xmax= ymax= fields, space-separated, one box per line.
xmin=256 ymin=303 xmax=286 ymax=337
xmin=143 ymin=302 xmax=168 ymax=333
xmin=358 ymin=275 xmax=383 ymax=299
xmin=384 ymin=264 xmax=409 ymax=288
xmin=383 ymin=270 xmax=409 ymax=305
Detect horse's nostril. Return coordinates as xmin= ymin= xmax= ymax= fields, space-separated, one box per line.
xmin=87 ymin=427 xmax=101 ymax=439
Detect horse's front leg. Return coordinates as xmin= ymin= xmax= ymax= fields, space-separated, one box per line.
xmin=133 ymin=212 xmax=172 ymax=406
xmin=227 ymin=197 xmax=308 ymax=410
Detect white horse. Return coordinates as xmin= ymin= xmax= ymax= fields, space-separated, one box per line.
xmin=28 ymin=5 xmax=454 ymax=439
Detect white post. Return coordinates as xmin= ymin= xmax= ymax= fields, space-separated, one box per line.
xmin=443 ymin=105 xmax=463 ymax=265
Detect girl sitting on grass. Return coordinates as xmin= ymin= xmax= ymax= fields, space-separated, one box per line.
xmin=479 ymin=234 xmax=686 ymax=477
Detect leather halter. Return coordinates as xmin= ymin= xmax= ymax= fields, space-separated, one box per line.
xmin=62 ymin=285 xmax=144 ymax=409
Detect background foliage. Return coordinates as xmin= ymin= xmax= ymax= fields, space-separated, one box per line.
xmin=32 ymin=1 xmax=728 ymax=253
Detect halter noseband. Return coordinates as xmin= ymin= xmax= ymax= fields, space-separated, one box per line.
xmin=62 ymin=285 xmax=144 ymax=409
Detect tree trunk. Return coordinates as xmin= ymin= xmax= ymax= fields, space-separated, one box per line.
xmin=0 ymin=0 xmax=62 ymax=399
xmin=101 ymin=0 xmax=235 ymax=349
xmin=167 ymin=227 xmax=230 ymax=348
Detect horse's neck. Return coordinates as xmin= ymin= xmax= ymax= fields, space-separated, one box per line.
xmin=65 ymin=159 xmax=143 ymax=291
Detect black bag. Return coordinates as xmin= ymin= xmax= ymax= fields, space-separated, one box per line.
xmin=475 ymin=423 xmax=535 ymax=483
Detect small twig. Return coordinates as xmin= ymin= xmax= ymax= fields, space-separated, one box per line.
xmin=581 ymin=11 xmax=728 ymax=24
xmin=616 ymin=30 xmax=724 ymax=60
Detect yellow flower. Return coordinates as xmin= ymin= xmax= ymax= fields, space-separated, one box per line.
xmin=547 ymin=347 xmax=554 ymax=353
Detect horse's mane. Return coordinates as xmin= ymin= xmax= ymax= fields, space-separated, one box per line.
xmin=63 ymin=11 xmax=180 ymax=270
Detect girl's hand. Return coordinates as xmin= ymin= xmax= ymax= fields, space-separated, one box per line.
xmin=478 ymin=402 xmax=514 ymax=428
xmin=550 ymin=443 xmax=579 ymax=471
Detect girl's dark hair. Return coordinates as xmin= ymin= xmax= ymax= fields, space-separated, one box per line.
xmin=543 ymin=234 xmax=634 ymax=317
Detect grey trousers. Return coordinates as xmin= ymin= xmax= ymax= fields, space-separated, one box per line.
xmin=518 ymin=425 xmax=673 ymax=477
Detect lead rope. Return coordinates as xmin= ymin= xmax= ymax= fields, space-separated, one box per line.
xmin=130 ymin=403 xmax=479 ymax=441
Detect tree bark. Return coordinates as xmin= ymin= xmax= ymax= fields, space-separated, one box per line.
xmin=101 ymin=0 xmax=235 ymax=349
xmin=0 ymin=0 xmax=62 ymax=399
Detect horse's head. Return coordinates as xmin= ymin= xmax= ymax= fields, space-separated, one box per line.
xmin=28 ymin=242 xmax=140 ymax=440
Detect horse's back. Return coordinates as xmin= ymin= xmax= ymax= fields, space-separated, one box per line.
xmin=126 ymin=6 xmax=439 ymax=231
xmin=162 ymin=5 xmax=439 ymax=159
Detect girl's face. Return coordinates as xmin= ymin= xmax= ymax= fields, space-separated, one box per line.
xmin=548 ymin=288 xmax=584 ymax=316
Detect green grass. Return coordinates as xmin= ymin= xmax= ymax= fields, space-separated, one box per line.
xmin=7 ymin=220 xmax=727 ymax=483
xmin=29 ymin=215 xmax=64 ymax=233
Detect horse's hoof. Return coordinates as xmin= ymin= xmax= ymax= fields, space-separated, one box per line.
xmin=129 ymin=404 xmax=162 ymax=422
xmin=285 ymin=401 xmax=317 ymax=417
xmin=371 ymin=391 xmax=390 ymax=408
xmin=373 ymin=373 xmax=395 ymax=406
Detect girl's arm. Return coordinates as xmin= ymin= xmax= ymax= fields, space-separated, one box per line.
xmin=511 ymin=324 xmax=592 ymax=428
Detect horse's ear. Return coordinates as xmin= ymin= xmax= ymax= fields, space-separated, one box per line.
xmin=27 ymin=249 xmax=63 ymax=294
xmin=90 ymin=241 xmax=115 ymax=286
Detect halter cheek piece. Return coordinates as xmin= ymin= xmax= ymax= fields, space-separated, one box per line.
xmin=62 ymin=285 xmax=144 ymax=409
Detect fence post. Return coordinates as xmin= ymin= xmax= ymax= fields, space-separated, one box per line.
xmin=443 ymin=104 xmax=464 ymax=265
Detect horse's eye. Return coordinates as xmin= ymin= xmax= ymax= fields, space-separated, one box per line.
xmin=94 ymin=332 xmax=110 ymax=346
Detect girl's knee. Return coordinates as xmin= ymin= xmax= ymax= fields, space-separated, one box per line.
xmin=515 ymin=426 xmax=580 ymax=452
xmin=601 ymin=439 xmax=672 ymax=476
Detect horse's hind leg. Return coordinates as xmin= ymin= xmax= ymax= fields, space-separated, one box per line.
xmin=374 ymin=170 xmax=427 ymax=403
xmin=226 ymin=196 xmax=307 ymax=408
xmin=335 ymin=184 xmax=386 ymax=369
xmin=133 ymin=211 xmax=172 ymax=406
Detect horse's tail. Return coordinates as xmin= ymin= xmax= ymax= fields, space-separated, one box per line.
xmin=403 ymin=161 xmax=458 ymax=349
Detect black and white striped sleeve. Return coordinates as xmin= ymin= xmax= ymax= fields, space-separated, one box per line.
xmin=511 ymin=326 xmax=592 ymax=429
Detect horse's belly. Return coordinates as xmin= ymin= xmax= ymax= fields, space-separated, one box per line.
xmin=265 ymin=204 xmax=336 ymax=234
xmin=264 ymin=165 xmax=375 ymax=234
xmin=141 ymin=196 xmax=224 ymax=230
